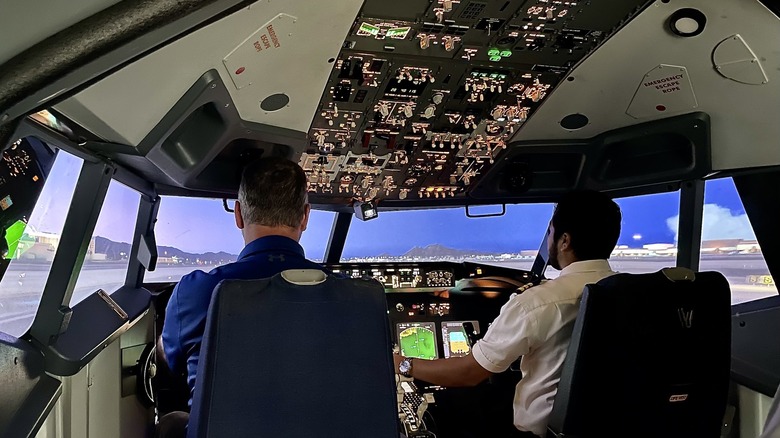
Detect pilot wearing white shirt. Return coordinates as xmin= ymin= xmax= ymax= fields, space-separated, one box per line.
xmin=394 ymin=190 xmax=622 ymax=437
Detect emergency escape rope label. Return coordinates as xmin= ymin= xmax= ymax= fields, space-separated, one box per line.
xmin=626 ymin=64 xmax=697 ymax=119
xmin=643 ymin=74 xmax=684 ymax=94
xmin=253 ymin=25 xmax=282 ymax=52
xmin=223 ymin=13 xmax=297 ymax=89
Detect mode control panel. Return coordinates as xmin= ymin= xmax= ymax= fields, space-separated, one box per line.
xmin=330 ymin=263 xmax=457 ymax=291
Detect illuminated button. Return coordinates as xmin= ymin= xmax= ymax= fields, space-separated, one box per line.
xmin=487 ymin=48 xmax=500 ymax=57
xmin=500 ymin=50 xmax=512 ymax=58
xmin=489 ymin=55 xmax=502 ymax=62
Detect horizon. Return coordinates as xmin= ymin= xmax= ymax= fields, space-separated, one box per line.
xmin=86 ymin=233 xmax=763 ymax=262
xmin=25 ymin=153 xmax=757 ymax=261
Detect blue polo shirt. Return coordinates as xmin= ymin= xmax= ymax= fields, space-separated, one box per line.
xmin=161 ymin=235 xmax=324 ymax=404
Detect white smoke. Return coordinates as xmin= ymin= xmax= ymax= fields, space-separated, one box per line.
xmin=667 ymin=204 xmax=755 ymax=241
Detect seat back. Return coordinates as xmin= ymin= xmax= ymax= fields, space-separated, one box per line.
xmin=188 ymin=270 xmax=399 ymax=438
xmin=547 ymin=269 xmax=731 ymax=438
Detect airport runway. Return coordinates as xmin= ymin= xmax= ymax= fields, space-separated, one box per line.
xmin=1 ymin=257 xmax=776 ymax=337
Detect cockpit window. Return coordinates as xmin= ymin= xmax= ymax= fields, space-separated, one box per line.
xmin=0 ymin=146 xmax=81 ymax=337
xmin=606 ymin=191 xmax=681 ymax=275
xmin=70 ymin=180 xmax=141 ymax=306
xmin=698 ymin=178 xmax=777 ymax=305
xmin=145 ymin=197 xmax=334 ymax=283
xmin=342 ymin=204 xmax=555 ymax=267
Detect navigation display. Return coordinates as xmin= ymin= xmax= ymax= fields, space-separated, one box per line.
xmin=397 ymin=322 xmax=438 ymax=360
xmin=441 ymin=321 xmax=480 ymax=359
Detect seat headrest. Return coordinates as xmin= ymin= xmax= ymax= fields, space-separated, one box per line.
xmin=660 ymin=267 xmax=696 ymax=282
xmin=280 ymin=269 xmax=327 ymax=285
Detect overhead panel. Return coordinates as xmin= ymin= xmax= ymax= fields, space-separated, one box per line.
xmin=302 ymin=0 xmax=650 ymax=206
xmin=512 ymin=0 xmax=780 ymax=171
xmin=55 ymin=0 xmax=363 ymax=146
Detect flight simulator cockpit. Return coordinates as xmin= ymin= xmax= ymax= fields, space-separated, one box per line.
xmin=2 ymin=0 xmax=780 ymax=437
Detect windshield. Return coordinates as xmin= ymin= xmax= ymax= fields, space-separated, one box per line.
xmin=343 ymin=204 xmax=554 ymax=269
xmin=144 ymin=197 xmax=335 ymax=283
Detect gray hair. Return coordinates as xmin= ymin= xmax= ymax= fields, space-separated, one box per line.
xmin=237 ymin=157 xmax=308 ymax=228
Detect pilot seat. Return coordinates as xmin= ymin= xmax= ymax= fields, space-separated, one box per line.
xmin=547 ymin=268 xmax=731 ymax=438
xmin=187 ymin=269 xmax=399 ymax=438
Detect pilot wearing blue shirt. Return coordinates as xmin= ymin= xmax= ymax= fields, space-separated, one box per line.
xmin=157 ymin=157 xmax=322 ymax=438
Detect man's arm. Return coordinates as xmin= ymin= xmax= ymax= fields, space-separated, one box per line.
xmin=393 ymin=353 xmax=493 ymax=387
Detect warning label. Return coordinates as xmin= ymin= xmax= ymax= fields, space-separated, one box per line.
xmin=643 ymin=74 xmax=684 ymax=94
xmin=626 ymin=65 xmax=697 ymax=119
xmin=223 ymin=13 xmax=297 ymax=90
xmin=253 ymin=25 xmax=282 ymax=52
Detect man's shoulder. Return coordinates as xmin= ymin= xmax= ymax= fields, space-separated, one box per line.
xmin=175 ymin=268 xmax=225 ymax=295
xmin=510 ymin=273 xmax=605 ymax=311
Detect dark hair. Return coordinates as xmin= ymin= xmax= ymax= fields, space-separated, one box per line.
xmin=551 ymin=190 xmax=622 ymax=260
xmin=237 ymin=157 xmax=308 ymax=228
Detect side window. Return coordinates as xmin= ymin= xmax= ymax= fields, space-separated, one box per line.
xmin=0 ymin=148 xmax=82 ymax=337
xmin=70 ymin=180 xmax=140 ymax=306
xmin=699 ymin=178 xmax=777 ymax=305
xmin=610 ymin=191 xmax=681 ymax=274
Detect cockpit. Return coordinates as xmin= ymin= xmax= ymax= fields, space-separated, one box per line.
xmin=1 ymin=0 xmax=780 ymax=436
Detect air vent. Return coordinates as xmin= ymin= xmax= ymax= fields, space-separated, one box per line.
xmin=459 ymin=2 xmax=487 ymax=20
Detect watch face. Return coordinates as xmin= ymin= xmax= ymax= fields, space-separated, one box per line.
xmin=399 ymin=359 xmax=411 ymax=374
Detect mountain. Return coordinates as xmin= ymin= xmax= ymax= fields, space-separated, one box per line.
xmin=93 ymin=237 xmax=131 ymax=260
xmin=93 ymin=236 xmax=237 ymax=264
xmin=402 ymin=244 xmax=490 ymax=258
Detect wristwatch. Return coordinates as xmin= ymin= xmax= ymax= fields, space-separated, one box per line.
xmin=399 ymin=357 xmax=413 ymax=377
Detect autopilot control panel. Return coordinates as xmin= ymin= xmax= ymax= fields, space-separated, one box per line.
xmin=329 ymin=263 xmax=456 ymax=291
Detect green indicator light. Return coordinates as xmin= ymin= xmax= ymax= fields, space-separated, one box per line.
xmin=386 ymin=27 xmax=411 ymax=39
xmin=489 ymin=55 xmax=502 ymax=62
xmin=500 ymin=50 xmax=512 ymax=58
xmin=359 ymin=22 xmax=380 ymax=36
xmin=487 ymin=48 xmax=500 ymax=56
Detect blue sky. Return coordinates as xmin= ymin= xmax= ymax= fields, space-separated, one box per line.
xmin=34 ymin=151 xmax=755 ymax=259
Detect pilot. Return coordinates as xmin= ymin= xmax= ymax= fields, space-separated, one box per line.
xmin=393 ymin=190 xmax=621 ymax=438
xmin=157 ymin=157 xmax=323 ymax=437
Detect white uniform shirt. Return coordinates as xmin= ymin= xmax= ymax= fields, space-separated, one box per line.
xmin=471 ymin=260 xmax=616 ymax=436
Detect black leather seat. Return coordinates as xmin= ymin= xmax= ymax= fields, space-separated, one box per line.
xmin=187 ymin=270 xmax=399 ymax=438
xmin=547 ymin=269 xmax=731 ymax=438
